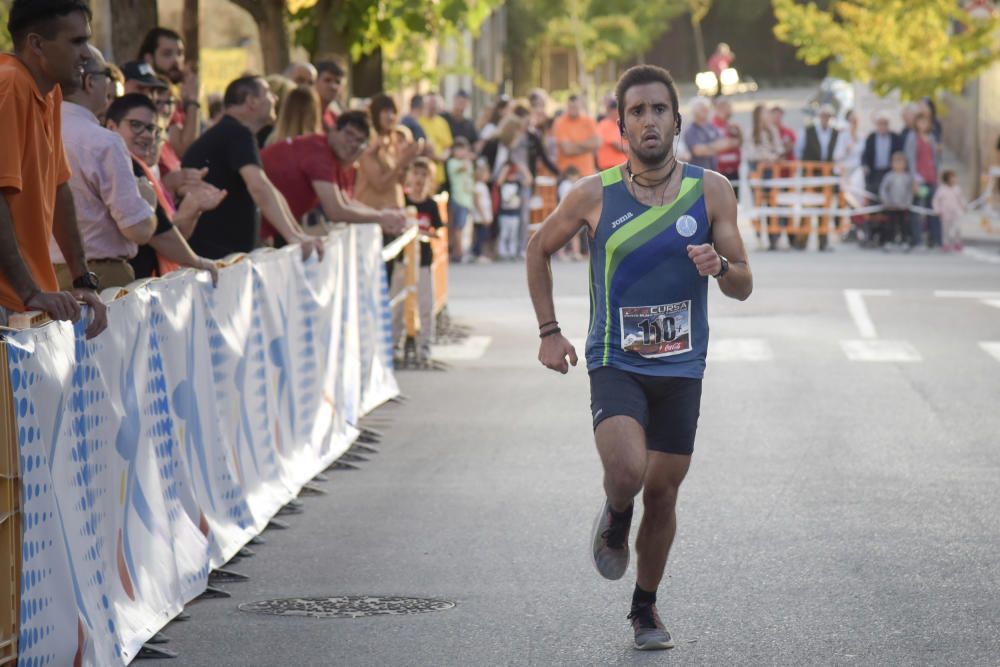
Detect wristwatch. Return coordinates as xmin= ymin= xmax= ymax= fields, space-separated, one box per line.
xmin=712 ymin=256 xmax=729 ymax=279
xmin=72 ymin=271 xmax=101 ymax=291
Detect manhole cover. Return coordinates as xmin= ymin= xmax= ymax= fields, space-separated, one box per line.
xmin=238 ymin=596 xmax=456 ymax=619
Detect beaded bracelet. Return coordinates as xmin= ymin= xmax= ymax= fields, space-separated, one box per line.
xmin=538 ymin=320 xmax=558 ymax=330
xmin=539 ymin=327 xmax=562 ymax=338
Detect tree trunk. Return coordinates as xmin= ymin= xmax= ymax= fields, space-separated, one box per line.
xmin=313 ymin=0 xmax=351 ymax=61
xmin=351 ymin=49 xmax=383 ymax=98
xmin=691 ymin=17 xmax=707 ymax=71
xmin=183 ymin=0 xmax=200 ymax=71
xmin=311 ymin=0 xmax=355 ymax=94
xmin=231 ymin=0 xmax=290 ymax=74
xmin=110 ymin=0 xmax=158 ymax=64
xmin=89 ymin=0 xmax=114 ymax=59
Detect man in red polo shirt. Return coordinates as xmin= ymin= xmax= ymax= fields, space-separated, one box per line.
xmin=712 ymin=98 xmax=742 ymax=198
xmin=0 ymin=0 xmax=107 ymax=337
xmin=261 ymin=110 xmax=406 ymax=238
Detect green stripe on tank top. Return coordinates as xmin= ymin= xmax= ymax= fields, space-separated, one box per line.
xmin=600 ymin=176 xmax=702 ymax=366
xmin=600 ymin=166 xmax=624 ymax=187
xmin=606 ymin=179 xmax=703 ymax=279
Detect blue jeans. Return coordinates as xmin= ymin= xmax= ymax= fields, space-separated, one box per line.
xmin=912 ymin=185 xmax=942 ymax=247
xmin=447 ymin=202 xmax=469 ymax=258
xmin=472 ymin=223 xmax=492 ymax=257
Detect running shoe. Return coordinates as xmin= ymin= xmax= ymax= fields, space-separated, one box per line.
xmin=628 ymin=603 xmax=674 ymax=650
xmin=590 ymin=499 xmax=632 ymax=580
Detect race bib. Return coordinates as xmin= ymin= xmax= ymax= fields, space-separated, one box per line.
xmin=619 ymin=301 xmax=693 ymax=358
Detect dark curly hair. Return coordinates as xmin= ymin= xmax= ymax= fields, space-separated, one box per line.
xmin=614 ymin=65 xmax=680 ymax=130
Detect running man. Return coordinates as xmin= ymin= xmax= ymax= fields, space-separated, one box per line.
xmin=526 ymin=65 xmax=752 ymax=650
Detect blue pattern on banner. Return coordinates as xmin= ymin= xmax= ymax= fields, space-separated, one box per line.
xmin=203 ymin=293 xmax=252 ymax=529
xmin=68 ymin=326 xmax=117 ymax=658
xmin=379 ymin=261 xmax=394 ymax=370
xmin=11 ymin=342 xmax=59 ymax=666
xmin=249 ymin=273 xmax=275 ymax=471
xmin=269 ymin=302 xmax=296 ymax=441
xmin=147 ymin=309 xmax=183 ymax=523
xmin=295 ymin=283 xmax=320 ymax=432
xmin=172 ymin=321 xmax=216 ymax=512
xmin=117 ymin=332 xmax=157 ymax=599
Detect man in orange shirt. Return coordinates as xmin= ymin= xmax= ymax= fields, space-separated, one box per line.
xmin=596 ymin=97 xmax=628 ymax=170
xmin=0 ymin=0 xmax=107 ymax=337
xmin=553 ymin=95 xmax=601 ymax=177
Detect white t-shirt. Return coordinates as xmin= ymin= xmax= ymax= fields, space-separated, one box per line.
xmin=473 ymin=181 xmax=493 ymax=224
xmin=558 ymin=179 xmax=574 ymax=202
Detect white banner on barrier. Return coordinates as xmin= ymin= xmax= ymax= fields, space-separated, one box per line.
xmin=5 ymin=228 xmax=396 ymax=665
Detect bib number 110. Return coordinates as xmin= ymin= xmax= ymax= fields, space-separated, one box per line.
xmin=638 ymin=316 xmax=676 ymax=345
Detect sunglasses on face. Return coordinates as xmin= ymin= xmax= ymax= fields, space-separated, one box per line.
xmin=124 ymin=118 xmax=162 ymax=139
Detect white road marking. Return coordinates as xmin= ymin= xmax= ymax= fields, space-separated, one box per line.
xmin=979 ymin=342 xmax=1000 ymax=363
xmin=962 ymin=247 xmax=1000 ymax=265
xmin=430 ymin=336 xmax=492 ymax=361
xmin=843 ymin=289 xmax=890 ymax=339
xmin=934 ymin=290 xmax=1000 ymax=299
xmin=708 ymin=338 xmax=774 ymax=362
xmin=841 ymin=340 xmax=922 ymax=363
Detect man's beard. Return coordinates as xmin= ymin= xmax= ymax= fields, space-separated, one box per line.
xmin=628 ymin=137 xmax=672 ymax=166
xmin=168 ymin=67 xmax=183 ymax=85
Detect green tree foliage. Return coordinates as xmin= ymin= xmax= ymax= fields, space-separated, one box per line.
xmin=773 ymin=0 xmax=1000 ymax=100
xmin=289 ymin=0 xmax=501 ymax=87
xmin=542 ymin=0 xmax=688 ymax=75
xmin=1 ymin=1 xmax=11 ymax=52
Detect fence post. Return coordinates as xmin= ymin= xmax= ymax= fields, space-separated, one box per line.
xmin=404 ymin=234 xmax=421 ymax=342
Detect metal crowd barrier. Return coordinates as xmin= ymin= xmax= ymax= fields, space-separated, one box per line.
xmin=0 ymin=223 xmax=407 ymax=664
xmin=382 ymin=221 xmax=450 ymax=360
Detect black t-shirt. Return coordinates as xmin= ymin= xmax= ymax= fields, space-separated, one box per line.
xmin=404 ymin=196 xmax=443 ymax=267
xmin=442 ymin=112 xmax=478 ymax=145
xmin=181 ymin=114 xmax=262 ymax=259
xmin=256 ymin=125 xmax=273 ymax=149
xmin=129 ymin=160 xmax=175 ymax=279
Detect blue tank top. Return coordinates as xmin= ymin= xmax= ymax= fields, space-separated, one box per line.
xmin=586 ymin=163 xmax=711 ymax=378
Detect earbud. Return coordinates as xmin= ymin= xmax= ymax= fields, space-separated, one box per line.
xmin=618 ymin=119 xmax=625 ymax=137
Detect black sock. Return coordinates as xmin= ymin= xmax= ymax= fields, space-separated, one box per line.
xmin=632 ymin=584 xmax=656 ymax=608
xmin=609 ymin=502 xmax=633 ymax=522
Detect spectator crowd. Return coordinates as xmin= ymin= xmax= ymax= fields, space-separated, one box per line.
xmin=0 ymin=0 xmax=970 ymax=359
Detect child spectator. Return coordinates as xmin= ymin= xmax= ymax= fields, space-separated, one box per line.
xmin=391 ymin=158 xmax=442 ymax=364
xmin=471 ymin=161 xmax=494 ymax=263
xmin=496 ymin=161 xmax=526 ymax=260
xmin=878 ymin=152 xmax=916 ymax=250
xmin=446 ymin=136 xmax=475 ymax=262
xmin=558 ymin=165 xmax=581 ymax=202
xmin=932 ymin=169 xmax=966 ymax=252
xmin=556 ymin=166 xmax=585 ymax=261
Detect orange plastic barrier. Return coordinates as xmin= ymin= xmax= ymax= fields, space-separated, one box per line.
xmin=531 ymin=176 xmax=559 ymax=229
xmin=749 ymin=161 xmax=852 ymax=249
xmin=431 ymin=229 xmax=449 ymax=316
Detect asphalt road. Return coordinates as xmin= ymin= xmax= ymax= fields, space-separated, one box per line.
xmin=161 ymin=241 xmax=1000 ymax=667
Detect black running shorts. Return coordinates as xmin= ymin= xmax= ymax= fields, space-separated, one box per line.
xmin=589 ymin=366 xmax=702 ymax=455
